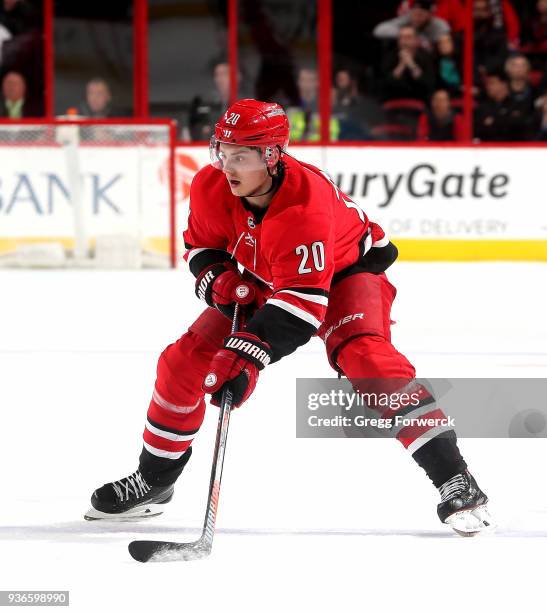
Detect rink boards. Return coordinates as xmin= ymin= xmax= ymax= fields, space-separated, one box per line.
xmin=0 ymin=144 xmax=546 ymax=261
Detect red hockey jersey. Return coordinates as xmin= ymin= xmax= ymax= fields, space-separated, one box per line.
xmin=183 ymin=154 xmax=392 ymax=361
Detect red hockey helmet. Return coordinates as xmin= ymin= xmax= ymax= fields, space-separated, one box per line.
xmin=210 ymin=99 xmax=289 ymax=170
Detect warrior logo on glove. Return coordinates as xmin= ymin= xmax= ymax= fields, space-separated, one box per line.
xmin=203 ymin=332 xmax=272 ymax=407
xmin=225 ymin=336 xmax=271 ymax=368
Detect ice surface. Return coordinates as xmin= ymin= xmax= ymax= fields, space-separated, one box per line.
xmin=1 ymin=263 xmax=546 ymax=611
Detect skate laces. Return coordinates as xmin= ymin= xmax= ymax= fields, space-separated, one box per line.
xmin=112 ymin=470 xmax=151 ymax=502
xmin=438 ymin=472 xmax=468 ymax=503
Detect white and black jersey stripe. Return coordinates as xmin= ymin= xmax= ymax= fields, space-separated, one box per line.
xmin=268 ymin=286 xmax=329 ymax=329
xmin=183 ymin=243 xmax=231 ymax=278
xmin=246 ymin=287 xmax=329 ymax=362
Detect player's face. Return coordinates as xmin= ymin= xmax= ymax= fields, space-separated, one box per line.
xmin=218 ymin=143 xmax=270 ymax=197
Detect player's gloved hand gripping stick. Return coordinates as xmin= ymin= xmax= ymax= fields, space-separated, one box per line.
xmin=203 ymin=330 xmax=272 ymax=407
xmin=129 ymin=304 xmax=245 ymax=562
xmin=195 ymin=261 xmax=257 ymax=319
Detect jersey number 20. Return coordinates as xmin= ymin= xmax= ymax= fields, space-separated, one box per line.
xmin=296 ymin=241 xmax=325 ymax=274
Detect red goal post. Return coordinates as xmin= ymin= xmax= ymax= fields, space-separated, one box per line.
xmin=0 ymin=118 xmax=178 ymax=268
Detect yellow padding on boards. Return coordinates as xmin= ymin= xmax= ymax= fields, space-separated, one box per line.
xmin=394 ymin=239 xmax=547 ymax=261
xmin=0 ymin=237 xmax=171 ymax=255
xmin=2 ymin=238 xmax=547 ymax=261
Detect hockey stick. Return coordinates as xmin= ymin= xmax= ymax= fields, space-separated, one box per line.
xmin=128 ymin=304 xmax=241 ymax=562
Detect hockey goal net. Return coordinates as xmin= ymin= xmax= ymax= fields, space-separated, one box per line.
xmin=0 ymin=119 xmax=177 ymax=268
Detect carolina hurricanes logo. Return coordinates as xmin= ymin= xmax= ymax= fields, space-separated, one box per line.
xmin=235 ymin=285 xmax=250 ymax=299
xmin=204 ymin=373 xmax=217 ymax=388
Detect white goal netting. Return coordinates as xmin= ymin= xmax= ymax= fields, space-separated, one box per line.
xmin=0 ymin=120 xmax=177 ymax=268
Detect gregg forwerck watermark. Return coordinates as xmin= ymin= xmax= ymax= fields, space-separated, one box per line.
xmin=307 ymin=388 xmax=455 ymax=431
xmin=296 ymin=379 xmax=547 ymax=439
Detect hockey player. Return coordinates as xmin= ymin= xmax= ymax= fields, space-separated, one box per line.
xmin=86 ymin=99 xmax=493 ymax=536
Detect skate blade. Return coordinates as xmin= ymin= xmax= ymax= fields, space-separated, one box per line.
xmin=84 ymin=504 xmax=166 ymax=522
xmin=446 ymin=504 xmax=496 ymax=537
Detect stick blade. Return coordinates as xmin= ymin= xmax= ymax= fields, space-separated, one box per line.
xmin=128 ymin=539 xmax=211 ymax=563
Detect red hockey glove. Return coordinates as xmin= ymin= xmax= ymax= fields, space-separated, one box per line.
xmin=202 ymin=332 xmax=272 ymax=408
xmin=195 ymin=263 xmax=256 ymax=318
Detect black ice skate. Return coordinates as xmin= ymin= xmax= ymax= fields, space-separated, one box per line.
xmin=437 ymin=470 xmax=494 ymax=536
xmin=84 ymin=469 xmax=174 ymax=521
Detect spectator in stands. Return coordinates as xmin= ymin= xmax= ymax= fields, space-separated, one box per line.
xmin=212 ymin=62 xmax=231 ymax=110
xmin=287 ymin=67 xmax=340 ymax=141
xmin=534 ymin=93 xmax=547 ymax=140
xmin=398 ymin=0 xmax=465 ymax=32
xmin=0 ymin=70 xmax=33 ymax=117
xmin=502 ymin=0 xmax=521 ymax=47
xmin=374 ymin=0 xmax=450 ymax=51
xmin=417 ymin=88 xmax=464 ymax=140
xmin=505 ymin=54 xmax=535 ymax=109
xmin=520 ymin=0 xmax=547 ymax=52
xmin=297 ymin=67 xmax=318 ymax=111
xmin=537 ymin=62 xmax=547 ymax=94
xmin=79 ymin=78 xmax=113 ymax=118
xmin=473 ymin=0 xmax=520 ymax=76
xmin=332 ymin=68 xmax=384 ymax=140
xmin=435 ymin=32 xmax=462 ymax=97
xmin=474 ymin=71 xmax=532 ymax=140
xmin=239 ymin=0 xmax=300 ymax=108
xmin=0 ymin=0 xmax=39 ymax=36
xmin=187 ymin=62 xmax=235 ymax=141
xmin=0 ymin=21 xmax=11 ymax=64
xmin=381 ymin=25 xmax=436 ymax=102
xmin=333 ymin=69 xmax=358 ymax=108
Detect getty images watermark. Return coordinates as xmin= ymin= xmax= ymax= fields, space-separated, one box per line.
xmin=295 ymin=379 xmax=547 ymax=439
xmin=306 ymin=387 xmax=454 ymax=430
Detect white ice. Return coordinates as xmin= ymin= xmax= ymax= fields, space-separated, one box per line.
xmin=1 ymin=262 xmax=546 ymax=612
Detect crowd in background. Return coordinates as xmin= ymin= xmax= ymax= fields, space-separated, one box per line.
xmin=0 ymin=0 xmax=42 ymax=118
xmin=366 ymin=0 xmax=547 ymax=141
xmin=0 ymin=0 xmax=546 ymax=142
xmin=183 ymin=0 xmax=547 ymax=142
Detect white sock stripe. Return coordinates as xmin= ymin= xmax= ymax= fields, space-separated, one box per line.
xmin=143 ymin=440 xmax=187 ymax=460
xmin=152 ymin=388 xmax=201 ymax=414
xmin=276 ymin=289 xmax=329 ymax=306
xmin=145 ymin=421 xmax=196 ymax=442
xmin=389 ymin=404 xmax=440 ymax=437
xmin=406 ymin=425 xmax=455 ymax=455
xmin=266 ymin=299 xmax=321 ymax=328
